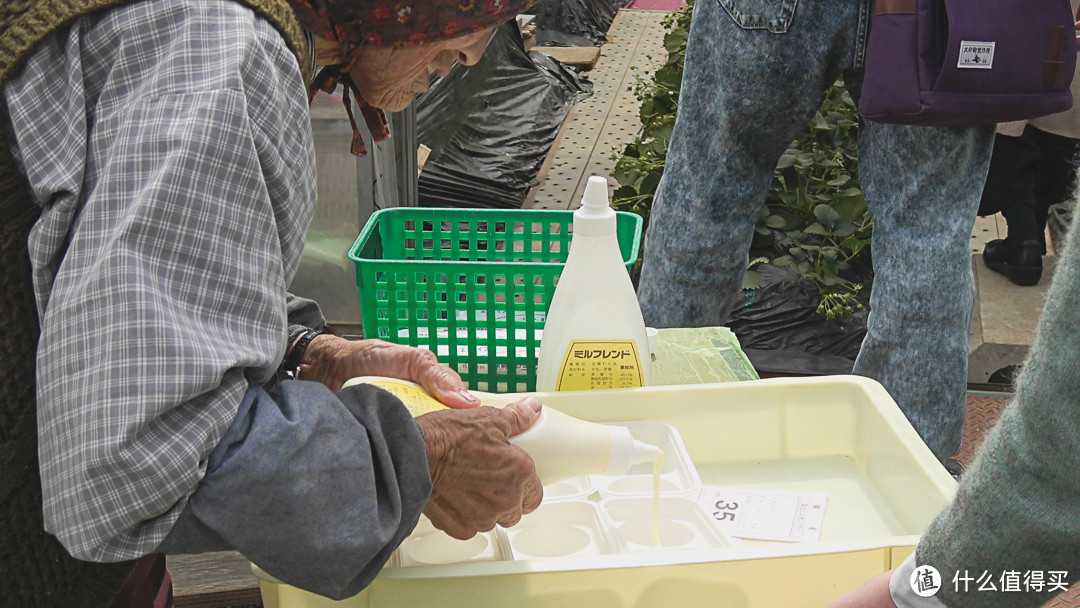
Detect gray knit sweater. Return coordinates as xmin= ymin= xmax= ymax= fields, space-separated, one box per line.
xmin=916 ymin=208 xmax=1080 ymax=606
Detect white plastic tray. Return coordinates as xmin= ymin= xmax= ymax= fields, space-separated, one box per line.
xmin=253 ymin=376 xmax=957 ymax=608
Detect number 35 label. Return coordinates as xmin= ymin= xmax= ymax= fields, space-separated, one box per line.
xmin=696 ymin=486 xmax=828 ymax=543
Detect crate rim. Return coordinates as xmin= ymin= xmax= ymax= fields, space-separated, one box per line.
xmin=347 ymin=207 xmax=643 ymax=266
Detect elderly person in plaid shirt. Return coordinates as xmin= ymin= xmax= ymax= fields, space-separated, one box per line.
xmin=1 ymin=0 xmax=540 ymax=604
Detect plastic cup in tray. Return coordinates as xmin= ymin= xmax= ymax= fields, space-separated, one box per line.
xmin=599 ymin=495 xmax=738 ymax=552
xmin=593 ymin=421 xmax=701 ymax=499
xmin=540 ymin=475 xmax=596 ymax=503
xmin=501 ymin=501 xmax=622 ymax=560
xmin=395 ymin=516 xmax=509 ymax=567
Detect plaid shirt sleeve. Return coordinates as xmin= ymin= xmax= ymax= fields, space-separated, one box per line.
xmin=5 ymin=0 xmax=430 ymax=583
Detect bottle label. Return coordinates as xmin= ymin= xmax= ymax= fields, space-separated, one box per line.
xmin=554 ymin=340 xmax=645 ymax=390
xmin=363 ymin=380 xmax=449 ymax=417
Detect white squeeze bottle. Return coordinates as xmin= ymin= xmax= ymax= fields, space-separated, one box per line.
xmin=508 ymin=407 xmax=660 ymax=485
xmin=536 ymin=175 xmax=652 ymax=391
xmin=342 ymin=376 xmax=661 ymax=486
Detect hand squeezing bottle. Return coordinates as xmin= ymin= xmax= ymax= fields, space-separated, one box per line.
xmin=536 ymin=175 xmax=652 ymax=391
xmin=342 ymin=376 xmax=661 ymax=485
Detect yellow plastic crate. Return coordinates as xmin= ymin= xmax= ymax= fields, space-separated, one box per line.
xmin=253 ymin=375 xmax=955 ymax=607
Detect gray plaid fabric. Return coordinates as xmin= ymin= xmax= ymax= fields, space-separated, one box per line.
xmin=6 ymin=0 xmax=314 ymax=561
xmin=2 ymin=0 xmax=426 ymax=571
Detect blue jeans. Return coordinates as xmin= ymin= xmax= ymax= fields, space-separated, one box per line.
xmin=636 ymin=0 xmax=995 ymax=459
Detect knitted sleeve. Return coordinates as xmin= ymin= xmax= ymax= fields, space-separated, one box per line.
xmin=913 ymin=211 xmax=1080 ymax=607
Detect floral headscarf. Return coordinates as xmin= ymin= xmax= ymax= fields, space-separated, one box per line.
xmin=288 ymin=0 xmax=536 ymax=47
xmin=289 ymin=0 xmax=537 ymax=155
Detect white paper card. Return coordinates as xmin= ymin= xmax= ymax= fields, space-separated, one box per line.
xmin=696 ymin=486 xmax=827 ymax=542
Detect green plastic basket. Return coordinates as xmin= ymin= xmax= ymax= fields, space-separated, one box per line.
xmin=348 ymin=208 xmax=643 ymax=392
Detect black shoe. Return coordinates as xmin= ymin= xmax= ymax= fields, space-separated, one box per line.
xmin=942 ymin=457 xmax=967 ymax=481
xmin=982 ymin=239 xmax=1043 ymax=286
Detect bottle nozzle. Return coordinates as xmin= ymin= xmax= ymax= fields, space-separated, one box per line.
xmin=631 ymin=439 xmax=663 ymax=466
xmin=580 ymin=175 xmax=611 ymax=210
xmin=571 ymin=175 xmax=617 ymax=236
xmin=604 ymin=426 xmax=662 ymax=476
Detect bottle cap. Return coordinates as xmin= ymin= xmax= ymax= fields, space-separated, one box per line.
xmin=573 ymin=176 xmax=617 ymax=237
xmin=580 ymin=175 xmax=611 ymax=210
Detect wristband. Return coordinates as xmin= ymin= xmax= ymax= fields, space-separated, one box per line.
xmin=280 ymin=328 xmax=324 ymax=380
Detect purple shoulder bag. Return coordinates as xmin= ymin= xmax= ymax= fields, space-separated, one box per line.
xmin=860 ymin=0 xmax=1077 ymax=126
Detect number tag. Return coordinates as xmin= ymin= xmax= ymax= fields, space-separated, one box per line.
xmin=696 ymin=486 xmax=828 ymax=542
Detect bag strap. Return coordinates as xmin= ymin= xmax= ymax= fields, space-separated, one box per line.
xmin=873 ymin=0 xmax=918 ymax=17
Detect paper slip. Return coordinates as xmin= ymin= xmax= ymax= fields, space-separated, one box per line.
xmin=696 ymin=486 xmax=827 ymax=543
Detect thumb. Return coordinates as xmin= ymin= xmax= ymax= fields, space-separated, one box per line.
xmin=501 ymin=397 xmax=542 ymax=437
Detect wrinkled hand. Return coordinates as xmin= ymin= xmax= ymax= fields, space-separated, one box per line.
xmin=415 ymin=397 xmax=544 ymax=539
xmin=827 ymin=570 xmax=897 ymax=608
xmin=299 ymin=335 xmax=479 ymax=408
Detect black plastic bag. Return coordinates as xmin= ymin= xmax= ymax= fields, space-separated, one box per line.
xmin=415 ymin=23 xmax=592 ymax=209
xmin=727 ymin=265 xmax=868 ymax=375
xmin=530 ymin=0 xmax=630 ymax=47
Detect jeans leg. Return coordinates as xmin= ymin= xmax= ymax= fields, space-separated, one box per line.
xmin=636 ymin=0 xmax=859 ymax=328
xmin=854 ymin=120 xmax=995 ymax=459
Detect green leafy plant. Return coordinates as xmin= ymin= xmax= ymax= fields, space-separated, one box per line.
xmin=611 ymin=0 xmax=872 ymax=319
xmin=756 ymin=84 xmax=872 ymax=318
